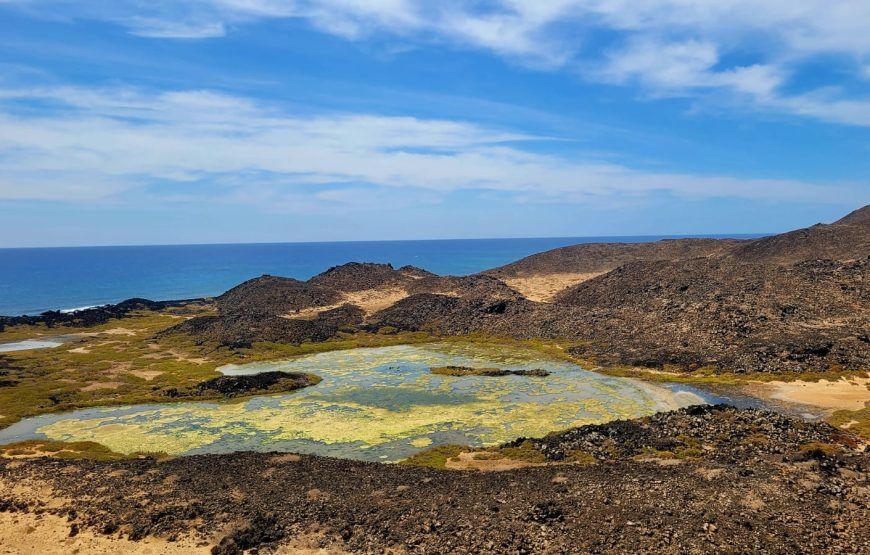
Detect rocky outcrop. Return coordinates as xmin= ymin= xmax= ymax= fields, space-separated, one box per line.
xmin=430 ymin=366 xmax=550 ymax=377
xmin=0 ymin=298 xmax=203 ymax=332
xmin=168 ymin=303 xmax=364 ymax=348
xmin=507 ymin=404 xmax=862 ymax=462
xmin=308 ymin=262 xmax=429 ymax=292
xmin=408 ymin=274 xmax=524 ymax=300
xmin=189 ymin=371 xmax=317 ymax=397
xmin=366 ymin=207 xmax=870 ymax=373
xmin=78 ymin=205 xmax=869 ymax=374
xmin=217 ymin=275 xmax=342 ymax=315
xmin=555 ymin=257 xmax=869 ymax=372
xmin=168 ymin=263 xmax=525 ymax=347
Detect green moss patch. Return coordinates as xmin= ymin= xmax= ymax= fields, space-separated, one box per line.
xmin=399 ymin=444 xmax=467 ymax=469
xmin=827 ymin=405 xmax=870 ymax=440
xmin=0 ymin=440 xmax=167 ymax=461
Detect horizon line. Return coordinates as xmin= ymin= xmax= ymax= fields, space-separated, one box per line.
xmin=0 ymin=232 xmax=769 ymax=251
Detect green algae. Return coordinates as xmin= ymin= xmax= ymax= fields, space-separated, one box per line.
xmin=1 ymin=343 xmax=707 ymax=462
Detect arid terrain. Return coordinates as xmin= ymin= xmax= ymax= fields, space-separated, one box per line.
xmin=1 ymin=406 xmax=867 ymax=554
xmin=0 ymin=205 xmax=868 ymax=553
xmin=148 ymin=205 xmax=869 ymax=375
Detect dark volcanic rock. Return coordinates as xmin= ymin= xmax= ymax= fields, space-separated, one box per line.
xmin=485 ymin=237 xmax=741 ymax=280
xmin=167 ymin=306 xmax=361 ymax=348
xmin=430 ymin=366 xmax=550 ymax=377
xmin=1 ymin=407 xmax=866 ymax=554
xmin=370 ymin=207 xmax=870 ymax=374
xmin=308 ymin=262 xmax=420 ymax=292
xmin=408 ymin=274 xmax=524 ymax=300
xmin=217 ymin=275 xmax=341 ymax=315
xmin=191 ymin=371 xmax=316 ymax=397
xmin=727 ymin=205 xmax=870 ymax=265
xmin=160 ymin=205 xmax=869 ymax=374
xmin=507 ymin=404 xmax=862 ymax=462
xmin=0 ymin=298 xmax=202 ymax=331
xmin=366 ymin=293 xmax=538 ymax=335
xmin=554 ymin=257 xmax=869 ymax=372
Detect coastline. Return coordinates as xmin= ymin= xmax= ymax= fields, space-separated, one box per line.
xmin=0 ymin=209 xmax=868 ymax=553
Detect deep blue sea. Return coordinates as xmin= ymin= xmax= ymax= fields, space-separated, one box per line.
xmin=0 ymin=235 xmax=757 ymax=316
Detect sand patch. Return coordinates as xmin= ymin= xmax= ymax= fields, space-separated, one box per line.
xmin=503 ymin=272 xmax=604 ymax=302
xmin=0 ymin=512 xmax=211 ymax=554
xmin=131 ymin=370 xmax=164 ymax=381
xmin=274 ymin=534 xmax=351 ymax=554
xmin=634 ymin=457 xmax=684 ymax=466
xmin=285 ymin=287 xmax=412 ymax=320
xmin=81 ymin=381 xmax=125 ymax=392
xmin=742 ymin=491 xmax=767 ymax=510
xmin=101 ymin=328 xmax=138 ymax=336
xmin=444 ymin=451 xmax=546 ymax=472
xmin=764 ymin=376 xmax=870 ymax=412
xmin=68 ymin=346 xmax=91 ymax=354
xmin=142 ymin=349 xmax=208 ymax=365
xmin=343 ymin=288 xmax=410 ymax=314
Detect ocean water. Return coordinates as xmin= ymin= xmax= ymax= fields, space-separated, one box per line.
xmin=0 ymin=235 xmax=756 ymax=316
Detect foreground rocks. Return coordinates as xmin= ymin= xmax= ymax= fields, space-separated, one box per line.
xmin=0 ymin=406 xmax=866 ymax=554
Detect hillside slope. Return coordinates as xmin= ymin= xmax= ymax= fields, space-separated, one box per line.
xmin=168 ymin=205 xmax=868 ymax=373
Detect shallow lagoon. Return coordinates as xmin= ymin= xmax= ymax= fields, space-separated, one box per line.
xmin=0 ymin=335 xmax=78 ymax=353
xmin=0 ymin=343 xmax=712 ymax=462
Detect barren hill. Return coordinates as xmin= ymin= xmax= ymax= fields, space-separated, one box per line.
xmin=165 ymin=205 xmax=869 ymax=373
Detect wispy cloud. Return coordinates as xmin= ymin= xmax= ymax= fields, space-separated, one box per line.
xmin=0 ymin=84 xmax=858 ymax=210
xmin=126 ymin=18 xmax=226 ymax=39
xmin=3 ymin=1 xmax=869 ymax=126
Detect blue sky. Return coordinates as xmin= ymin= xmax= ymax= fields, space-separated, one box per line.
xmin=0 ymin=1 xmax=868 ymax=247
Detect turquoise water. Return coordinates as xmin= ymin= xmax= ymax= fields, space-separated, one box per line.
xmin=0 ymin=343 xmax=712 ymax=462
xmin=0 ymin=235 xmax=758 ymax=315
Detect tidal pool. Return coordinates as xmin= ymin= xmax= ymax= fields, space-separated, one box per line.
xmin=0 ymin=343 xmax=712 ymax=462
xmin=0 ymin=335 xmax=79 ymax=352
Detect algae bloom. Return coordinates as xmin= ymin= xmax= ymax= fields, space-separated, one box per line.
xmin=0 ymin=343 xmax=708 ymax=462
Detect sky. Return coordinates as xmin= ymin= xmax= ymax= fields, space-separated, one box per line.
xmin=0 ymin=1 xmax=868 ymax=247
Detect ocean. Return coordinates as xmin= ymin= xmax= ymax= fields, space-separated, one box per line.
xmin=0 ymin=235 xmax=757 ymax=316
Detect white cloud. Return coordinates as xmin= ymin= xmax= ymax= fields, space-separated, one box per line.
xmin=0 ymin=84 xmax=857 ymax=208
xmin=598 ymin=38 xmax=784 ymax=101
xmin=127 ymin=18 xmax=227 ymax=39
xmin=3 ymin=0 xmax=869 ymax=125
